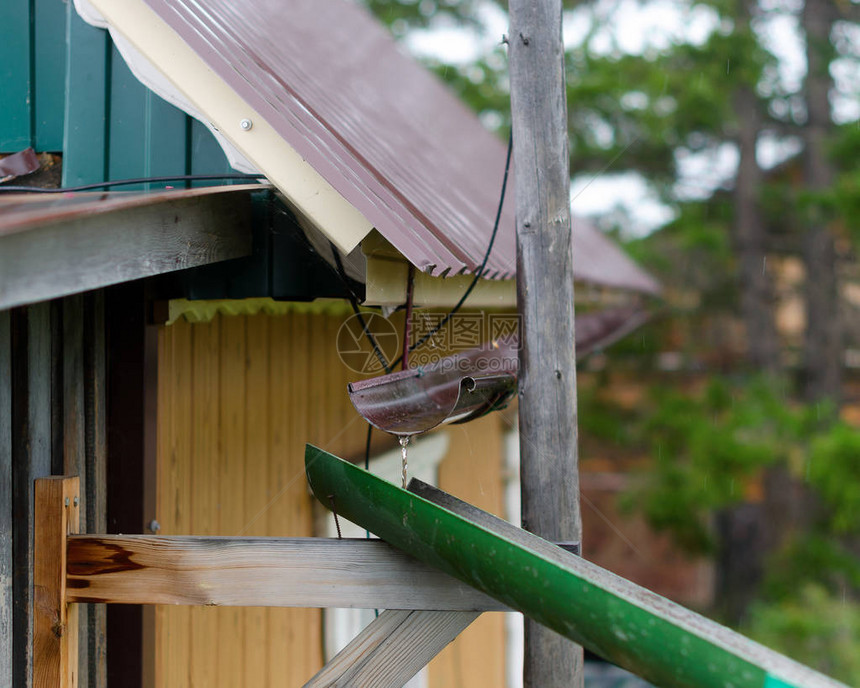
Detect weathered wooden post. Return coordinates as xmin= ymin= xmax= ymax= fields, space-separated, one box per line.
xmin=508 ymin=2 xmax=584 ymax=686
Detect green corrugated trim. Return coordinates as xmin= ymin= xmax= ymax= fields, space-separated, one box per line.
xmin=305 ymin=445 xmax=847 ymax=688
xmin=167 ymin=297 xmax=354 ymax=324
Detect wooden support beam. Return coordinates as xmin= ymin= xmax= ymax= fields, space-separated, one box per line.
xmin=34 ymin=476 xmax=80 ymax=688
xmin=66 ymin=536 xmax=507 ymax=611
xmin=508 ymin=0 xmax=583 ymax=685
xmin=0 ymin=185 xmax=256 ymax=310
xmin=304 ymin=610 xmax=479 ymax=688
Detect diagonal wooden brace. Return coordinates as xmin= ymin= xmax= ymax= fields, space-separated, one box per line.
xmin=304 ymin=609 xmax=479 ymax=688
xmin=34 ymin=476 xmax=80 ymax=688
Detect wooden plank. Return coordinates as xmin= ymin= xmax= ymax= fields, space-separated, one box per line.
xmin=0 ymin=311 xmax=12 ymax=687
xmin=82 ymin=292 xmax=107 ymax=688
xmin=34 ymin=476 xmax=80 ymax=688
xmin=303 ymin=610 xmax=479 ymax=688
xmin=12 ymin=303 xmax=54 ymax=688
xmin=508 ymin=1 xmax=583 ymax=685
xmin=61 ymin=296 xmax=89 ymax=688
xmin=0 ymin=187 xmax=255 ymax=310
xmin=65 ymin=536 xmax=507 ymax=611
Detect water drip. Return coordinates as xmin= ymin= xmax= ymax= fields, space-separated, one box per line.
xmin=399 ymin=435 xmax=410 ymax=488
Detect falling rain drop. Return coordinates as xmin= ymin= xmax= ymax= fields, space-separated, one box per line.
xmin=399 ymin=435 xmax=410 ymax=488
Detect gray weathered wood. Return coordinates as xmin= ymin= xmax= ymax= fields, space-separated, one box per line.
xmin=83 ymin=292 xmax=107 ymax=688
xmin=508 ymin=1 xmax=584 ymax=685
xmin=66 ymin=536 xmax=508 ymax=611
xmin=12 ymin=304 xmax=54 ymax=688
xmin=0 ymin=311 xmax=12 ymax=687
xmin=0 ymin=186 xmax=256 ymax=310
xmin=304 ymin=609 xmax=479 ymax=688
xmin=61 ymin=295 xmax=90 ymax=688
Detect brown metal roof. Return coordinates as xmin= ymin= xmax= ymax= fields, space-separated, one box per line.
xmin=129 ymin=0 xmax=658 ymax=294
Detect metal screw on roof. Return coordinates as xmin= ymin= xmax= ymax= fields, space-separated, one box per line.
xmin=240 ymin=118 xmax=253 ymax=131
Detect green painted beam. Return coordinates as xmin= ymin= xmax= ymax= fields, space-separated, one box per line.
xmin=305 ymin=445 xmax=847 ymax=688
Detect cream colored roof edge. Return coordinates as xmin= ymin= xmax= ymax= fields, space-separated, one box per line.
xmin=76 ymin=0 xmax=372 ymax=254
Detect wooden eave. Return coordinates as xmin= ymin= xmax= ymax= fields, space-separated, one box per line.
xmin=0 ymin=185 xmax=260 ymax=310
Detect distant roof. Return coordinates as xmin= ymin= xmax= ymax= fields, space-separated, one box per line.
xmin=75 ymin=0 xmax=659 ymax=295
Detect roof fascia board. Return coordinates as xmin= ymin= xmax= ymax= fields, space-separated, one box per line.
xmin=0 ymin=188 xmax=254 ymax=310
xmin=364 ymin=254 xmax=517 ymax=309
xmin=362 ymin=230 xmax=516 ymax=309
xmin=81 ymin=0 xmax=372 ymax=254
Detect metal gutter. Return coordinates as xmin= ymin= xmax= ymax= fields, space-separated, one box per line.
xmin=348 ymin=305 xmax=652 ymax=435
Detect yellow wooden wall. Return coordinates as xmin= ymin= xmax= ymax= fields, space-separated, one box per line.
xmin=155 ymin=311 xmax=508 ymax=687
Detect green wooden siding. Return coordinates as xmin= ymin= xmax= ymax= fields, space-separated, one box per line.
xmin=1 ymin=0 xmax=235 ymax=187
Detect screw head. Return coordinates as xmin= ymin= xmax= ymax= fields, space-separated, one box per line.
xmin=148 ymin=520 xmax=161 ymax=534
xmin=239 ymin=118 xmax=253 ymax=131
xmin=73 ymin=496 xmax=79 ymax=507
xmin=65 ymin=497 xmax=70 ymax=507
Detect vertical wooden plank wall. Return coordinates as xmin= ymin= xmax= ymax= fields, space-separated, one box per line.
xmin=1 ymin=296 xmax=108 ymax=688
xmin=83 ymin=293 xmax=108 ymax=688
xmin=11 ymin=304 xmax=53 ymax=688
xmin=60 ymin=296 xmax=89 ymax=688
xmin=156 ymin=311 xmax=511 ymax=687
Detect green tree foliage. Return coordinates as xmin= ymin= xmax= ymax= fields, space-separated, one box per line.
xmin=746 ymin=585 xmax=860 ymax=684
xmin=601 ymin=377 xmax=831 ymax=551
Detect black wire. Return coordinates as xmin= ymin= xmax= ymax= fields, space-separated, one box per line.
xmin=0 ymin=173 xmax=266 ymax=193
xmin=329 ymin=243 xmax=390 ymax=372
xmin=384 ymin=131 xmax=513 ymax=372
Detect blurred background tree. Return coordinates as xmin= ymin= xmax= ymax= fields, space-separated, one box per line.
xmin=363 ymin=0 xmax=858 ymax=682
